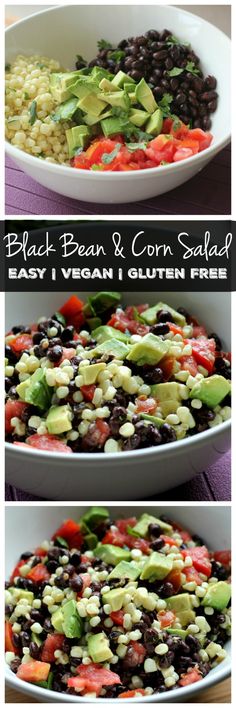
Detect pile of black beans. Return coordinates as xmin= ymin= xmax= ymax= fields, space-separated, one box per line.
xmin=80 ymin=29 xmax=218 ymax=130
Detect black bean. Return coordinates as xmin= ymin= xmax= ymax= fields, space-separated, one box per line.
xmin=46 ymin=559 xmax=59 ymax=573
xmin=20 ymin=630 xmax=31 ymax=647
xmin=10 ymin=658 xmax=21 ymax=673
xmin=158 ymin=650 xmax=175 ymax=668
xmin=122 ymin=434 xmax=141 ymax=451
xmin=143 ymin=628 xmax=159 ymax=655
xmin=186 ymin=634 xmax=200 ymax=650
xmin=170 ymin=77 xmax=179 ymax=91
xmin=204 ymin=75 xmax=217 ymax=90
xmin=208 ymin=332 xmax=222 ymax=351
xmin=148 ymin=522 xmax=162 ymax=538
xmin=76 ymin=562 xmax=88 ymax=573
xmin=201 ymin=90 xmax=218 ymax=102
xmin=158 ymin=309 xmax=173 ymax=323
xmin=47 ymin=345 xmax=63 ymax=362
xmin=12 ymin=632 xmax=21 ymax=648
xmin=141 ymin=366 xmax=164 ymax=385
xmin=150 ymin=323 xmax=170 ymax=336
xmin=32 ymin=331 xmax=44 ymax=345
xmin=150 ymin=538 xmax=164 ymax=551
xmin=5 ymin=345 xmax=17 ymax=364
xmin=160 ymin=423 xmax=177 ymax=444
xmin=29 ymin=641 xmax=41 ymax=659
xmin=43 ymin=618 xmax=52 ymax=632
xmin=30 ymin=609 xmax=44 ymax=623
xmin=153 ymin=50 xmax=168 ymax=61
xmin=129 ymin=69 xmax=143 ymax=81
xmin=158 ymin=581 xmax=174 ymax=598
xmin=15 ymin=577 xmax=34 ymax=591
xmin=70 ymin=551 xmax=81 ymax=567
xmin=69 ymin=574 xmax=83 ymax=592
xmin=61 ymin=326 xmax=75 ymax=343
xmin=202 ymin=115 xmax=211 ymax=130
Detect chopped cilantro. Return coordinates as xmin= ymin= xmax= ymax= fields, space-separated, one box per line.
xmin=101 ymin=143 xmax=122 ymax=164
xmin=91 ymin=164 xmax=104 ymax=171
xmin=108 ymin=49 xmax=125 ymax=63
xmin=167 ymin=35 xmax=189 ymax=47
xmin=172 ymin=116 xmax=181 ymax=131
xmin=76 ymin=54 xmax=86 ymax=66
xmin=28 ymin=100 xmax=37 ymax=125
xmin=167 ymin=67 xmax=184 ymax=77
xmin=185 ymin=61 xmax=200 ymax=76
xmin=158 ymin=93 xmax=174 ymax=117
xmin=125 ymin=141 xmax=147 ymax=152
xmin=97 ymin=39 xmax=113 ymax=50
xmin=72 ymin=146 xmax=83 ymax=157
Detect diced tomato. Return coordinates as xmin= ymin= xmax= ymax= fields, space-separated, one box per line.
xmin=135 ymin=397 xmax=157 ymax=414
xmin=80 ymin=384 xmax=96 ymax=402
xmin=27 ymin=563 xmax=50 ymax=584
xmin=179 ymin=667 xmax=202 ymax=687
xmin=110 ymin=610 xmax=125 ymax=626
xmin=174 ymin=147 xmax=194 ymax=161
xmin=102 ymin=529 xmax=150 ymax=555
xmin=59 ymin=347 xmax=76 ymax=364
xmin=82 ymin=419 xmax=110 ymax=450
xmin=188 ymin=128 xmax=212 ymax=151
xmin=119 ymin=689 xmax=146 ymax=698
xmin=188 ymin=337 xmax=216 ymax=373
xmin=192 ymin=325 xmax=207 ymax=339
xmin=125 ymin=304 xmax=149 ymax=317
xmin=212 ymin=550 xmax=231 ymax=568
xmin=179 ymin=530 xmax=192 ymax=543
xmin=184 ymin=566 xmax=202 ymax=585
xmin=10 ymin=334 xmax=33 ymax=354
xmin=41 ymin=634 xmax=64 ymax=663
xmin=179 ymin=355 xmax=198 ymax=376
xmin=5 ymin=399 xmax=29 ymax=435
xmin=168 ymin=323 xmax=183 ymax=336
xmin=160 ymin=534 xmax=178 ymax=547
xmin=10 ymin=559 xmax=25 ymax=582
xmin=116 ymin=517 xmax=137 ymax=533
xmin=52 ymin=519 xmax=82 ymax=547
xmin=181 ymin=546 xmax=212 ymax=577
xmin=34 ymin=547 xmax=47 ymax=557
xmin=159 ymin=355 xmax=175 ymax=381
xmin=5 ymin=621 xmax=20 ymax=654
xmin=129 ymin=641 xmax=146 ymax=665
xmin=59 ymin=295 xmax=84 ymax=330
xmin=17 ymin=660 xmax=50 ymax=683
xmin=77 ymin=573 xmax=92 ymax=597
xmin=25 ymin=433 xmax=72 ymax=453
xmin=67 ymin=663 xmax=121 ymax=696
xmin=165 ymin=569 xmax=182 ymax=593
xmin=158 ymin=610 xmax=176 ymax=628
xmin=108 ymin=312 xmax=149 ymax=336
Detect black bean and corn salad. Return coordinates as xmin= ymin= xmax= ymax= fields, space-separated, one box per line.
xmin=5 ymin=292 xmax=231 ymax=454
xmin=5 ymin=28 xmax=217 ymax=168
xmin=5 ymin=508 xmax=231 ymax=698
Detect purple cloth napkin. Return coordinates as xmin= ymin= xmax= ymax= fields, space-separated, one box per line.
xmin=5 ymin=451 xmax=231 ymax=502
xmin=5 ymin=144 xmax=230 ymax=215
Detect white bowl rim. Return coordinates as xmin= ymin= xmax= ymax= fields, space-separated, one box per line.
xmin=5 ymin=418 xmax=231 ymax=461
xmin=5 ymin=3 xmax=231 ymax=180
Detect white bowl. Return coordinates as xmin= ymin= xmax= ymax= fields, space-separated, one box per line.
xmin=5 ymin=4 xmax=231 ymax=204
xmin=5 ymin=290 xmax=231 ymax=500
xmin=5 ymin=504 xmax=231 ymax=702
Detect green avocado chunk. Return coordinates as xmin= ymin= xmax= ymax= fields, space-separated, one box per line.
xmin=16 ymin=367 xmax=52 ymax=411
xmin=111 ymin=70 xmax=135 ymax=88
xmin=52 ymin=96 xmax=78 ymax=122
xmin=190 ymin=375 xmax=231 ymax=409
xmin=142 ymin=302 xmax=186 ymax=327
xmin=108 ymin=560 xmax=141 ymax=581
xmin=140 ymin=551 xmax=173 ymax=581
xmin=94 ymin=543 xmax=130 ymax=566
xmin=102 ymin=587 xmax=127 ymax=611
xmin=129 ymin=108 xmax=149 ymax=127
xmin=103 ymin=90 xmax=130 ymax=110
xmin=135 ymin=78 xmax=158 ymax=113
xmin=50 ymin=71 xmax=80 ymax=102
xmin=126 ymin=333 xmax=170 ymax=366
xmin=145 ymin=108 xmax=163 ymax=136
xmin=82 ymin=362 xmax=106 ymax=385
xmin=81 ymin=506 xmax=109 ymax=530
xmin=88 ymin=632 xmax=113 ymax=663
xmin=93 ymin=338 xmax=130 ymax=359
xmin=167 ymin=628 xmax=187 ymax=639
xmin=46 ymin=404 xmax=72 ymax=435
xmin=202 ymin=581 xmax=231 ymax=610
xmin=150 ymin=382 xmax=181 ymax=402
xmin=92 ymin=325 xmax=129 ymax=344
xmin=140 ymin=413 xmax=164 ymax=428
xmin=87 ymin=291 xmax=121 ymax=316
xmin=84 ymin=532 xmax=98 ymax=549
xmin=166 ymin=593 xmax=196 ymax=627
xmin=133 ymin=513 xmax=172 ymax=537
xmin=9 ymin=587 xmax=34 ymax=604
xmin=52 ymin=599 xmax=83 ymax=638
xmin=66 ymin=125 xmax=91 ymax=157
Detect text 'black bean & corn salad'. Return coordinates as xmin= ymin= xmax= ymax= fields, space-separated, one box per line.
xmin=5 ymin=292 xmax=231 ymax=454
xmin=5 ymin=508 xmax=231 ymax=698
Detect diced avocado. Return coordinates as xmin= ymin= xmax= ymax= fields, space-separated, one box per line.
xmin=129 ymin=108 xmax=149 ymax=127
xmin=145 ymin=108 xmax=163 ymax=136
xmin=202 ymin=581 xmax=231 ymax=611
xmin=82 ymin=362 xmax=106 ymax=385
xmin=167 ymin=628 xmax=187 ymax=639
xmin=141 ymin=551 xmax=173 ymax=581
xmin=99 ymin=78 xmax=117 ymax=92
xmin=124 ymin=82 xmax=137 ymax=93
xmin=167 ymin=594 xmax=196 ymax=627
xmin=133 ymin=513 xmax=172 ymax=537
xmin=108 ymin=561 xmax=141 ymax=581
xmin=94 ymin=543 xmax=130 ymax=566
xmin=135 ymin=78 xmax=158 ymax=113
xmin=112 ymin=71 xmax=135 ymax=88
xmin=17 ymin=367 xmax=52 ymax=411
xmin=87 ymin=291 xmax=121 ymax=316
xmin=102 ymin=587 xmax=126 ymax=611
xmin=51 ymin=608 xmax=64 ymax=633
xmin=190 ymin=375 xmax=231 ymax=409
xmin=70 ymin=80 xmax=100 ymax=99
xmin=92 ymin=325 xmax=129 ymax=344
xmin=66 ymin=125 xmax=91 ymax=157
xmin=128 ymin=92 xmax=137 ymax=104
xmin=142 ymin=302 xmax=186 ymax=327
xmin=81 ymin=506 xmax=109 ymax=530
xmin=151 ymin=382 xmax=181 ymax=402
xmin=46 ymin=405 xmax=72 ymax=435
xmin=83 ymin=109 xmax=112 ymax=126
xmin=103 ymin=91 xmax=130 ymax=110
xmin=88 ymin=632 xmax=113 ymax=663
xmin=126 ymin=333 xmax=170 ymax=366
xmin=52 ymin=97 xmax=78 ymax=122
xmin=50 ymin=71 xmax=80 ymax=102
xmin=9 ymin=588 xmax=34 ymax=604
xmin=91 ymin=67 xmax=114 ymax=82
xmin=84 ymin=532 xmax=98 ymax=549
xmin=93 ymin=338 xmax=130 ymax=360
xmin=62 ymin=599 xmax=83 ymax=639
xmin=140 ymin=413 xmax=164 ymax=428
xmin=161 ymin=400 xmax=179 ymax=417
xmin=101 ymin=116 xmax=127 ymax=137
xmin=31 ymin=632 xmax=43 ymax=647
xmin=78 ymin=93 xmax=107 ymax=116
